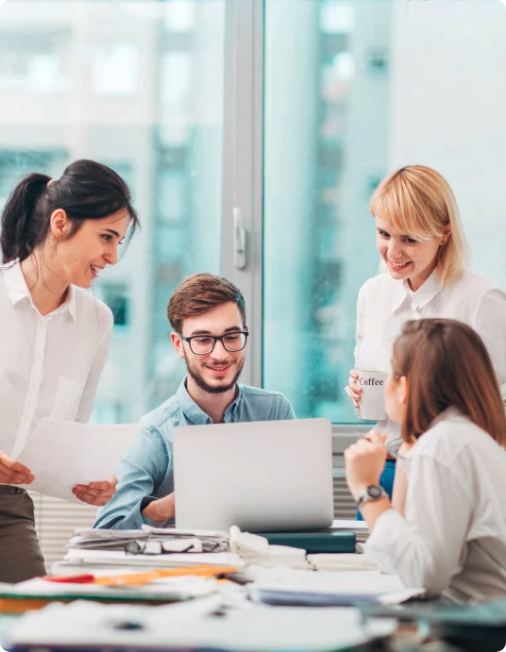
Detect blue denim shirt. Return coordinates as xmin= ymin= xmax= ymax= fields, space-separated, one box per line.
xmin=94 ymin=379 xmax=295 ymax=530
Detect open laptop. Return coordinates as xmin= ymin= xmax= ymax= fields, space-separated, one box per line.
xmin=172 ymin=417 xmax=334 ymax=532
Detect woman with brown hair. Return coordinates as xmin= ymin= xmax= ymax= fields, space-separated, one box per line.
xmin=347 ymin=165 xmax=506 ymax=498
xmin=0 ymin=159 xmax=139 ymax=582
xmin=345 ymin=319 xmax=506 ymax=603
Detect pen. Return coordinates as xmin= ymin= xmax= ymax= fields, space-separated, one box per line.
xmin=353 ymin=432 xmax=405 ymax=461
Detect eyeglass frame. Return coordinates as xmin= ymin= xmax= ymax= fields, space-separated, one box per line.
xmin=177 ymin=330 xmax=249 ymax=355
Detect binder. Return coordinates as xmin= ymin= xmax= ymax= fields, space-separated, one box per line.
xmin=255 ymin=530 xmax=356 ymax=553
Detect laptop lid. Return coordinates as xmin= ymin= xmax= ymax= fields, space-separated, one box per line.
xmin=173 ymin=417 xmax=334 ymax=532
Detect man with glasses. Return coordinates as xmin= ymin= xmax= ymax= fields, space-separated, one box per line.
xmin=95 ymin=273 xmax=295 ymax=529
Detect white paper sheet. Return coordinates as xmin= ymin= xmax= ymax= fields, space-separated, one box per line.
xmin=6 ymin=599 xmax=397 ymax=651
xmin=16 ymin=418 xmax=137 ymax=502
xmin=64 ymin=548 xmax=245 ymax=569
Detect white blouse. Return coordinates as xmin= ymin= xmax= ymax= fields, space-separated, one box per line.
xmin=355 ymin=270 xmax=506 ymax=450
xmin=365 ymin=409 xmax=506 ymax=603
xmin=0 ymin=261 xmax=113 ymax=459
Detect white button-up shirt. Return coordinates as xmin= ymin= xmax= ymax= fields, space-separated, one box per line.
xmin=365 ymin=408 xmax=506 ymax=603
xmin=0 ymin=260 xmax=113 ymax=459
xmin=355 ymin=270 xmax=506 ymax=450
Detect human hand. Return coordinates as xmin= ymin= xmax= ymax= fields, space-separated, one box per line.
xmin=0 ymin=451 xmax=34 ymax=484
xmin=344 ymin=431 xmax=387 ymax=500
xmin=348 ymin=369 xmax=362 ymax=409
xmin=142 ymin=493 xmax=175 ymax=522
xmin=72 ymin=476 xmax=118 ymax=506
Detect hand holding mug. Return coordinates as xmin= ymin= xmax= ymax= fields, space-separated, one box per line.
xmin=348 ymin=369 xmax=362 ymax=409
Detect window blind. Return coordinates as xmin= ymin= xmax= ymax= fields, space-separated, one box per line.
xmin=29 ymin=491 xmax=97 ymax=570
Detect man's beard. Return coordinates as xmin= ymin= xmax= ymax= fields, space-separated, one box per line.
xmin=184 ymin=354 xmax=245 ymax=394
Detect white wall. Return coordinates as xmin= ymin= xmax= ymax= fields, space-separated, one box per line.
xmin=389 ymin=0 xmax=506 ymax=286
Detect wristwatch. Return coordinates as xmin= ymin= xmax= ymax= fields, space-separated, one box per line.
xmin=356 ymin=484 xmax=388 ymax=511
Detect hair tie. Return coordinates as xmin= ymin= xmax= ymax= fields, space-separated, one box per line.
xmin=47 ymin=179 xmax=57 ymax=188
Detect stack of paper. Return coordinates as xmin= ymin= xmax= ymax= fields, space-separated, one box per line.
xmin=63 ymin=548 xmax=244 ymax=570
xmin=307 ymin=553 xmax=380 ymax=572
xmin=0 ymin=575 xmax=217 ymax=610
xmin=229 ymin=527 xmax=311 ymax=570
xmin=330 ymin=519 xmax=370 ymax=545
xmin=70 ymin=526 xmax=230 ymax=554
xmin=64 ymin=527 xmax=309 ymax=572
xmin=5 ymin=597 xmax=397 ymax=651
xmin=246 ymin=567 xmax=424 ymax=607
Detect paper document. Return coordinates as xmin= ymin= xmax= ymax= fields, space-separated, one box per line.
xmin=6 ymin=599 xmax=397 ymax=651
xmin=248 ymin=568 xmax=425 ymax=606
xmin=64 ymin=547 xmax=245 ymax=569
xmin=16 ymin=418 xmax=137 ymax=502
xmin=0 ymin=575 xmax=216 ymax=604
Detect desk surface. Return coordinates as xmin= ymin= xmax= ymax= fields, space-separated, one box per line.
xmin=0 ymin=551 xmax=411 ymax=652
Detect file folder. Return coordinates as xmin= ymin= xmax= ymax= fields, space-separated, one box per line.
xmin=256 ymin=530 xmax=356 ymax=553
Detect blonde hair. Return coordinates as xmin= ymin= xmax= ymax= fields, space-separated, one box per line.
xmin=370 ymin=165 xmax=469 ymax=285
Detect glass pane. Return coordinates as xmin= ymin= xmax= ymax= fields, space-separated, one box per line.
xmin=263 ymin=0 xmax=506 ymax=421
xmin=264 ymin=0 xmax=389 ymax=422
xmin=0 ymin=0 xmax=225 ymax=422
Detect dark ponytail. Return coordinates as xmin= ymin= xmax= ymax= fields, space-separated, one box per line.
xmin=1 ymin=174 xmax=51 ymax=263
xmin=1 ymin=159 xmax=139 ymax=264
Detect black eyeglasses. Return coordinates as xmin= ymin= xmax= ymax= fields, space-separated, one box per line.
xmin=178 ymin=331 xmax=249 ymax=355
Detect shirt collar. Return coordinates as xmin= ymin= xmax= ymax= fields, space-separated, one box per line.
xmin=2 ymin=259 xmax=77 ymax=321
xmin=429 ymin=405 xmax=464 ymax=429
xmin=390 ymin=270 xmax=443 ymax=313
xmin=176 ymin=378 xmax=243 ymax=425
xmin=2 ymin=259 xmax=31 ymax=306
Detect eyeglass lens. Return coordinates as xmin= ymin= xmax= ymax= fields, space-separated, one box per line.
xmin=190 ymin=332 xmax=247 ymax=355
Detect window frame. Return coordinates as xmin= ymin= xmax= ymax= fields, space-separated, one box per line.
xmin=221 ymin=0 xmax=264 ymax=389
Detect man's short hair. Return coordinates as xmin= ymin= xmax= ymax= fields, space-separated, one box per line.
xmin=167 ymin=273 xmax=247 ymax=333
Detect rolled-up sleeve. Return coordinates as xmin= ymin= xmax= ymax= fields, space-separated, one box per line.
xmin=94 ymin=425 xmax=171 ymax=530
xmin=364 ymin=456 xmax=473 ymax=596
xmin=281 ymin=397 xmax=296 ymax=419
xmin=472 ymin=288 xmax=506 ymax=403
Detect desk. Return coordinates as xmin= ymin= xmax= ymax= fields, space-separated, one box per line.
xmin=0 ymin=552 xmax=410 ymax=652
xmin=0 ymin=551 xmax=472 ymax=652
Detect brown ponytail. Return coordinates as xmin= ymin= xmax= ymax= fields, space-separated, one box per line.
xmin=1 ymin=159 xmax=139 ymax=264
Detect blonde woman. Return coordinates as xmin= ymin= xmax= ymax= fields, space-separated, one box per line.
xmin=347 ymin=165 xmax=506 ymax=496
xmin=345 ymin=319 xmax=506 ymax=603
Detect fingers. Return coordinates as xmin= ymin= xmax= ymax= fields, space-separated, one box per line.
xmin=368 ymin=430 xmax=388 ymax=444
xmin=72 ymin=478 xmax=118 ymax=506
xmin=73 ymin=490 xmax=111 ymax=507
xmin=348 ymin=371 xmax=362 ymax=408
xmin=163 ymin=493 xmax=176 ymax=519
xmin=0 ymin=451 xmax=34 ymax=484
xmin=346 ymin=435 xmax=386 ymax=457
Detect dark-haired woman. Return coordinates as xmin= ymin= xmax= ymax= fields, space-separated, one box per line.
xmin=345 ymin=319 xmax=506 ymax=603
xmin=0 ymin=159 xmax=139 ymax=582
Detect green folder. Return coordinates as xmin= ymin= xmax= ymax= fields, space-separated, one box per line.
xmin=256 ymin=530 xmax=356 ymax=553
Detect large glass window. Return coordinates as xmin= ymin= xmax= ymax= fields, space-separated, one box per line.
xmin=263 ymin=0 xmax=506 ymax=421
xmin=263 ymin=0 xmax=391 ymax=422
xmin=1 ymin=0 xmax=505 ymax=426
xmin=0 ymin=0 xmax=225 ymax=423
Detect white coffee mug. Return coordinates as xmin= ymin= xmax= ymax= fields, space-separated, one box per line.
xmin=357 ymin=370 xmax=388 ymax=421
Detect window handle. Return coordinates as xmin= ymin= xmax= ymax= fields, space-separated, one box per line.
xmin=233 ymin=207 xmax=247 ymax=269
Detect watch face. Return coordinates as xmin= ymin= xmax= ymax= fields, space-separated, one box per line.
xmin=367 ymin=485 xmax=383 ymax=499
